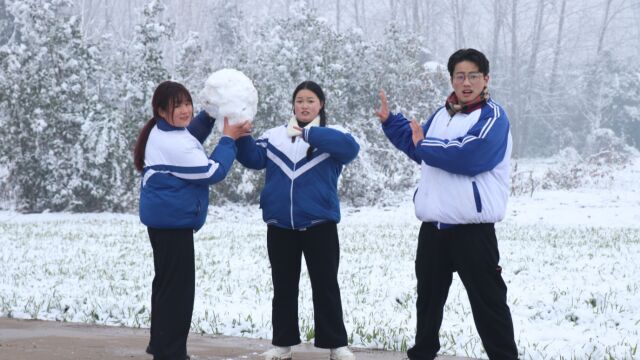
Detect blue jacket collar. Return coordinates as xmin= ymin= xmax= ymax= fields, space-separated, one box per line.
xmin=156 ymin=118 xmax=185 ymax=131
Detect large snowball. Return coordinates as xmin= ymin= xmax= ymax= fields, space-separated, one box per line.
xmin=199 ymin=68 xmax=258 ymax=132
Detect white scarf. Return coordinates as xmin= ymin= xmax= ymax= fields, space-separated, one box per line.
xmin=286 ymin=115 xmax=320 ymax=137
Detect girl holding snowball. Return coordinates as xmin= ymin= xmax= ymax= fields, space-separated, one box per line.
xmin=133 ymin=80 xmax=250 ymax=360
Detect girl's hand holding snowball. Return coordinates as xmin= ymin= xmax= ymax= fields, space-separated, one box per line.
xmin=222 ymin=117 xmax=252 ymax=140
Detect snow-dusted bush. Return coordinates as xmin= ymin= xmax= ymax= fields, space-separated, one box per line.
xmin=510 ymin=161 xmax=536 ymax=197
xmin=511 ymin=130 xmax=638 ymax=195
xmin=539 ymin=147 xmax=585 ymax=190
xmin=583 ymin=128 xmax=637 ymax=165
xmin=538 ymin=130 xmax=637 ymax=191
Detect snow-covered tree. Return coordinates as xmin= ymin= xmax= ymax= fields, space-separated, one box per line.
xmin=580 ymin=52 xmax=625 ymax=146
xmin=79 ymin=0 xmax=174 ymax=212
xmin=212 ymin=7 xmax=449 ymax=205
xmin=0 ymin=0 xmax=99 ymax=212
xmin=173 ymin=31 xmax=212 ymax=104
xmin=0 ymin=0 xmax=13 ymax=46
xmin=199 ymin=0 xmax=243 ymax=64
xmin=74 ymin=60 xmax=134 ymax=212
xmin=340 ymin=25 xmax=447 ymax=205
xmin=128 ymin=0 xmax=173 ymax=122
xmin=600 ymin=56 xmax=640 ymax=148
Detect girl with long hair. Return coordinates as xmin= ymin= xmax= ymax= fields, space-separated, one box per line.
xmin=134 ymin=80 xmax=250 ymax=360
xmin=235 ymin=80 xmax=359 ymax=360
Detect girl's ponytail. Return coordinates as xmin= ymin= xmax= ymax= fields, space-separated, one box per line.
xmin=133 ymin=118 xmax=157 ymax=171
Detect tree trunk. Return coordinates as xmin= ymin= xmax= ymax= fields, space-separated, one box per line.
xmin=596 ymin=0 xmax=613 ymax=55
xmin=422 ymin=0 xmax=431 ymax=46
xmin=354 ymin=0 xmax=359 ymax=28
xmin=0 ymin=0 xmax=13 ymax=46
xmin=79 ymin=0 xmax=86 ymax=39
xmin=389 ymin=0 xmax=397 ymax=22
xmin=509 ymin=0 xmax=522 ymax=156
xmin=360 ymin=0 xmax=367 ymax=34
xmin=450 ymin=0 xmax=465 ymax=49
xmin=490 ymin=0 xmax=503 ymax=67
xmin=526 ymin=0 xmax=545 ymax=80
xmin=412 ymin=0 xmax=420 ymax=34
xmin=549 ymin=0 xmax=567 ymax=93
xmin=402 ymin=0 xmax=410 ymax=29
xmin=509 ymin=0 xmax=518 ymax=90
xmin=336 ymin=0 xmax=340 ymax=32
xmin=517 ymin=0 xmax=545 ymax=156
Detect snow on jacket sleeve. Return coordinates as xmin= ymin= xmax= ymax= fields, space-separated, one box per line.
xmin=235 ymin=133 xmax=268 ymax=170
xmin=187 ymin=110 xmax=215 ymax=143
xmin=303 ymin=126 xmax=359 ymax=164
xmin=382 ymin=111 xmax=437 ymax=165
xmin=415 ymin=103 xmax=510 ymax=177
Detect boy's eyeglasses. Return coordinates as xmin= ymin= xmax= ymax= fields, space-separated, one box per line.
xmin=452 ymin=72 xmax=484 ymax=84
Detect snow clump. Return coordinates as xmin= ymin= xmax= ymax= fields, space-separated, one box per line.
xmin=199 ymin=68 xmax=258 ymax=132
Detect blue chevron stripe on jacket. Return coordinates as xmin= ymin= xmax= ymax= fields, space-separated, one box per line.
xmin=236 ymin=124 xmax=359 ymax=230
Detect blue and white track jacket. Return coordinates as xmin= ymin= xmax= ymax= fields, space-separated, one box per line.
xmin=383 ymin=99 xmax=512 ymax=225
xmin=139 ymin=111 xmax=237 ymax=231
xmin=236 ymin=124 xmax=359 ymax=230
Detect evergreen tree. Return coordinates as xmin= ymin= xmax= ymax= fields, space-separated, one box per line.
xmin=131 ymin=0 xmax=173 ymax=110
xmin=577 ymin=52 xmax=622 ymax=150
xmin=174 ymin=31 xmax=210 ymax=96
xmin=221 ymin=8 xmax=448 ymax=205
xmin=199 ymin=0 xmax=243 ymax=67
xmin=78 ymin=0 xmax=174 ymax=212
xmin=599 ymin=54 xmax=640 ymax=148
xmin=0 ymin=0 xmax=13 ymax=46
xmin=74 ymin=67 xmax=133 ymax=212
xmin=0 ymin=0 xmax=99 ymax=212
xmin=340 ymin=25 xmax=447 ymax=204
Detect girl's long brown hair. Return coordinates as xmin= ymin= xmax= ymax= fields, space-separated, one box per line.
xmin=133 ymin=81 xmax=193 ymax=171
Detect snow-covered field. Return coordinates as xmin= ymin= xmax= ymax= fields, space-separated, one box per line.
xmin=1 ymin=158 xmax=639 ymax=360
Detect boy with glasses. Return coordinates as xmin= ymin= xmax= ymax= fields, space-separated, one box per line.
xmin=374 ymin=48 xmax=519 ymax=360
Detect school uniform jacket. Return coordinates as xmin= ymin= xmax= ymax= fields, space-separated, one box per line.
xmin=139 ymin=111 xmax=237 ymax=231
xmin=236 ymin=124 xmax=359 ymax=230
xmin=383 ymin=98 xmax=512 ymax=225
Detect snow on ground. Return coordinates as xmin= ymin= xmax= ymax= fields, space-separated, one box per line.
xmin=505 ymin=156 xmax=640 ymax=228
xmin=0 ymin=157 xmax=639 ymax=359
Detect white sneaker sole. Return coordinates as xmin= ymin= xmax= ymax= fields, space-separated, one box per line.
xmin=330 ymin=356 xmax=355 ymax=360
xmin=265 ymin=354 xmax=292 ymax=360
xmin=330 ymin=352 xmax=355 ymax=360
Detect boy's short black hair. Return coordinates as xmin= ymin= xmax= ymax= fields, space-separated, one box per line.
xmin=447 ymin=48 xmax=490 ymax=76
